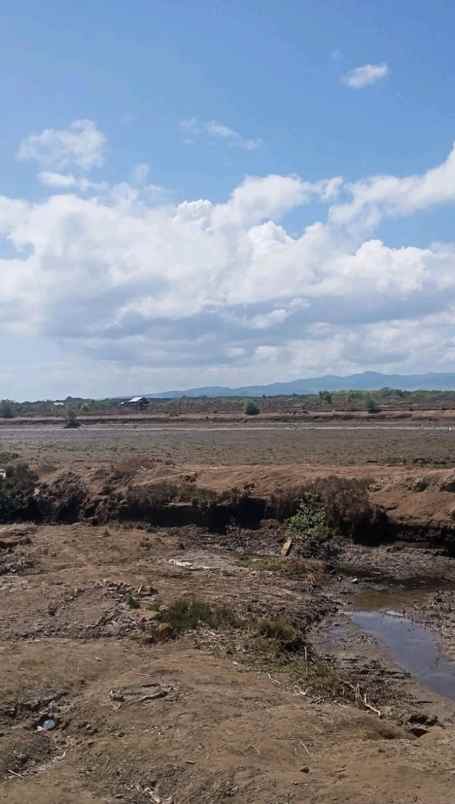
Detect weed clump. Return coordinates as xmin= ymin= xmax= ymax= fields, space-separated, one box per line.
xmin=161 ymin=597 xmax=240 ymax=635
xmin=256 ymin=617 xmax=302 ymax=655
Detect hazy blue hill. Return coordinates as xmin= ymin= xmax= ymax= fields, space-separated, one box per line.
xmin=144 ymin=372 xmax=455 ymax=398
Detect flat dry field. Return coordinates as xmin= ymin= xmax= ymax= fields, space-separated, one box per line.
xmin=1 ymin=422 xmax=455 ymax=470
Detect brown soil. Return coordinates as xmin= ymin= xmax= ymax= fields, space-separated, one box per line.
xmin=2 ymin=521 xmax=455 ymax=803
xmin=2 ymin=425 xmax=455 ymax=801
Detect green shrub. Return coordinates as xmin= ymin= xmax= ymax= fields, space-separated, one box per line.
xmin=288 ymin=493 xmax=330 ymax=541
xmin=0 ymin=400 xmax=15 ymax=419
xmin=244 ymin=400 xmax=260 ymax=416
xmin=366 ymin=397 xmax=380 ymax=414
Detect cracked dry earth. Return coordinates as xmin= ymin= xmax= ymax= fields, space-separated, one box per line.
xmin=2 ymin=522 xmax=455 ymax=803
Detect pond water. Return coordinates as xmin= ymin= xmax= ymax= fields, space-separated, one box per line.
xmin=351 ymin=609 xmax=455 ymax=700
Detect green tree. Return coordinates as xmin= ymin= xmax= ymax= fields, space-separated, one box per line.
xmin=244 ymin=399 xmax=260 ymax=416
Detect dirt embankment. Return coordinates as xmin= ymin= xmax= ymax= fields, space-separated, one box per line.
xmin=5 ymin=407 xmax=455 ymax=426
xmin=3 ymin=456 xmax=455 ymax=551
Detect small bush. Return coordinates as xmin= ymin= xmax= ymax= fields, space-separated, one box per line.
xmin=0 ymin=400 xmax=15 ymax=419
xmin=244 ymin=400 xmax=260 ymax=416
xmin=287 ymin=493 xmax=337 ymax=559
xmin=162 ymin=597 xmax=240 ymax=634
xmin=288 ymin=493 xmax=330 ymax=540
xmin=366 ymin=397 xmax=380 ymax=414
xmin=64 ymin=409 xmax=81 ymax=428
xmin=256 ymin=617 xmax=301 ymax=651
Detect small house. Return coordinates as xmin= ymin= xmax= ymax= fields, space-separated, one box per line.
xmin=120 ymin=396 xmax=150 ymax=410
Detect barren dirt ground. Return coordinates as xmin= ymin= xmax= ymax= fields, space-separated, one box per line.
xmin=2 ymin=422 xmax=455 ymax=468
xmin=3 ymin=425 xmax=455 ymax=802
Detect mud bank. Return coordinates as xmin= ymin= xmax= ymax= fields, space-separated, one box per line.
xmin=6 ymin=458 xmax=455 ymax=555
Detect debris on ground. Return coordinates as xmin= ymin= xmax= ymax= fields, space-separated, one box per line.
xmin=109 ymin=683 xmax=173 ymax=706
xmin=281 ymin=535 xmax=294 ymax=557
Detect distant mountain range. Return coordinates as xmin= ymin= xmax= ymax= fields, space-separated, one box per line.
xmin=145 ymin=371 xmax=455 ymax=398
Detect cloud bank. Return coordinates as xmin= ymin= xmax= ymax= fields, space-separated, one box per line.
xmin=3 ymin=120 xmax=455 ymax=396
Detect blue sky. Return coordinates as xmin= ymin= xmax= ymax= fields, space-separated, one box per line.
xmin=2 ymin=0 xmax=455 ymax=399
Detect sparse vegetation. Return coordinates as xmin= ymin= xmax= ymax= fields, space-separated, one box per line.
xmin=161 ymin=597 xmax=240 ymax=634
xmin=255 ymin=616 xmax=302 ymax=654
xmin=239 ymin=555 xmax=322 ymax=582
xmin=318 ymin=390 xmax=333 ymax=405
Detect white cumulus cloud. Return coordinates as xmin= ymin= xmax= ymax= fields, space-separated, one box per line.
xmin=17 ymin=119 xmax=106 ymax=171
xmin=180 ymin=117 xmax=262 ymax=150
xmin=342 ymin=63 xmax=389 ymax=89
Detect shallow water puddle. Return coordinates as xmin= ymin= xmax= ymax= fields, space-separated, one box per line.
xmin=351 ymin=609 xmax=455 ymax=699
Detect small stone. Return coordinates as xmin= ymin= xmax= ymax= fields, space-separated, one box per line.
xmin=300 ymin=766 xmax=310 ymax=773
xmin=157 ymin=622 xmax=174 ymax=640
xmin=144 ymin=610 xmax=160 ymax=620
xmin=38 ymin=718 xmax=56 ymax=732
